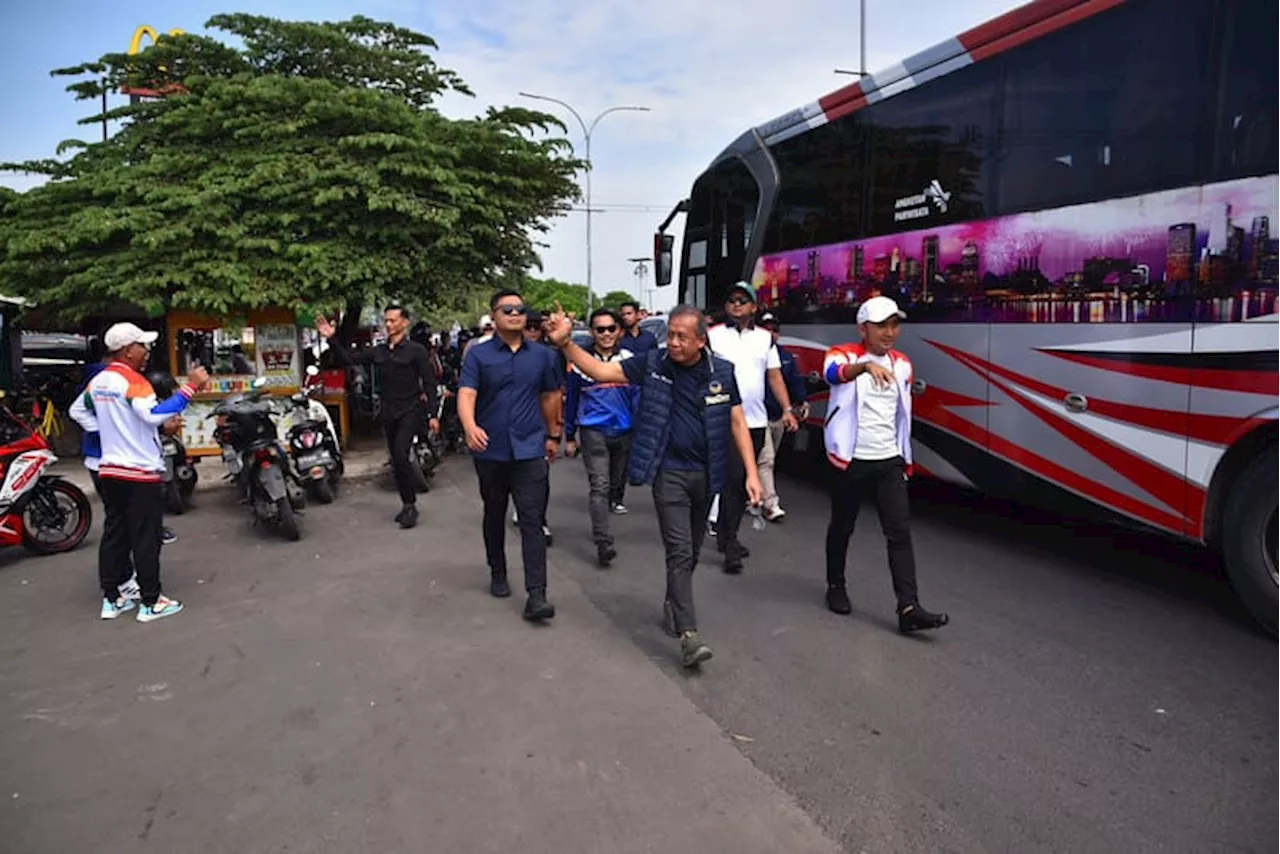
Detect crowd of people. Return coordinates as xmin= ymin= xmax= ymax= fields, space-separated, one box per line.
xmin=70 ymin=290 xmax=950 ymax=665
xmin=439 ymin=283 xmax=950 ymax=668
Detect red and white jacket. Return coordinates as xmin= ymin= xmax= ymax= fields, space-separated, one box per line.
xmin=821 ymin=343 xmax=914 ymax=472
xmin=85 ymin=363 xmax=195 ymax=483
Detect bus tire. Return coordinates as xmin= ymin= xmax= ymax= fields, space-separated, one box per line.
xmin=1221 ymin=443 xmax=1277 ymax=638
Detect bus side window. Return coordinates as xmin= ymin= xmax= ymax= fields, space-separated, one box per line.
xmin=1210 ymin=0 xmax=1278 ymax=182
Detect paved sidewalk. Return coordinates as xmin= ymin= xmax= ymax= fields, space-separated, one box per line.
xmin=0 ymin=459 xmax=839 ymax=854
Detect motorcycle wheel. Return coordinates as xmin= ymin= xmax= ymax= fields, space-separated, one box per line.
xmin=22 ymin=479 xmax=93 ymax=555
xmin=410 ymin=453 xmax=431 ymax=493
xmin=311 ymin=477 xmax=334 ymax=505
xmin=164 ymin=480 xmax=187 ymax=515
xmin=276 ymin=497 xmax=300 ymax=541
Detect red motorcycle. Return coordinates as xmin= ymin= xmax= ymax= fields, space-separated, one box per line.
xmin=0 ymin=391 xmax=92 ymax=554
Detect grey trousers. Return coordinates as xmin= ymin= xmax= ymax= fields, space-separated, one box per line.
xmin=580 ymin=428 xmax=632 ymax=547
xmin=652 ymin=468 xmax=712 ymax=633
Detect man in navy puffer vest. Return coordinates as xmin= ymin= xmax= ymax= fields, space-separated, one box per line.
xmin=547 ymin=303 xmax=764 ymax=669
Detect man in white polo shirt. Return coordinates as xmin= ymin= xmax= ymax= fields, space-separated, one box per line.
xmin=708 ymin=282 xmax=799 ymax=573
xmin=821 ymin=295 xmax=948 ymax=634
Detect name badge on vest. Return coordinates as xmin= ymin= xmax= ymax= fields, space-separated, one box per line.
xmin=704 ymin=379 xmax=730 ymax=406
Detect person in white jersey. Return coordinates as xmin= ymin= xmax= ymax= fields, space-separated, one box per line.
xmin=707 ymin=282 xmax=799 ymax=573
xmin=821 ymin=296 xmax=948 ymax=634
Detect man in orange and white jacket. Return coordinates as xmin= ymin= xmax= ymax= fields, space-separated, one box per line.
xmin=820 ymin=296 xmax=948 ymax=634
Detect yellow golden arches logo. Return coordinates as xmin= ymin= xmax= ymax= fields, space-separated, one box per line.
xmin=128 ymin=25 xmax=185 ymax=55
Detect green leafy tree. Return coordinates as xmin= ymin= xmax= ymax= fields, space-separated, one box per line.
xmin=0 ymin=15 xmax=583 ymax=322
xmin=598 ymin=290 xmax=637 ymax=311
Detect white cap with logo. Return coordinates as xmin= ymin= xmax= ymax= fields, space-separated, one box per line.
xmin=857 ymin=296 xmax=907 ymax=325
xmin=103 ymin=322 xmax=159 ymax=352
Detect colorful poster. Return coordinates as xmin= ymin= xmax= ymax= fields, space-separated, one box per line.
xmin=255 ymin=324 xmax=299 ymax=388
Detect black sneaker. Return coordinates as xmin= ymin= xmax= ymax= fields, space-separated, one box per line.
xmin=717 ymin=538 xmax=750 ymax=559
xmin=826 ymin=585 xmax=852 ymax=615
xmin=490 ymin=574 xmax=512 ymax=598
xmin=722 ymin=543 xmax=747 ymax=575
xmin=398 ymin=505 xmax=418 ymax=529
xmin=523 ymin=589 xmax=556 ymax=621
xmin=898 ymin=603 xmax=949 ymax=633
xmin=161 ymin=528 xmax=177 ymax=546
xmin=680 ymin=631 xmax=714 ymax=668
xmin=596 ymin=545 xmax=617 ymax=567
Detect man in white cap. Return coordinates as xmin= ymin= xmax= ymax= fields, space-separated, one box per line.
xmin=87 ymin=323 xmax=209 ymax=622
xmin=463 ymin=314 xmax=495 ymax=358
xmin=821 ymin=296 xmax=948 ymax=634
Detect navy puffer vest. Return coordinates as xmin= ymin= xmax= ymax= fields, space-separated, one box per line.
xmin=626 ymin=349 xmax=737 ymax=494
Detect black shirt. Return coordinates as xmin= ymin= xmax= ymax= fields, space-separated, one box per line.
xmin=331 ymin=337 xmax=438 ymax=421
xmin=622 ymin=352 xmax=740 ymax=471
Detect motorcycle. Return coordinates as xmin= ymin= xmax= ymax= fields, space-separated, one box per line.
xmin=285 ymin=366 xmax=343 ymax=504
xmin=210 ymin=379 xmax=306 ymax=541
xmin=148 ymin=371 xmax=198 ymax=515
xmin=0 ymin=390 xmax=92 ymax=555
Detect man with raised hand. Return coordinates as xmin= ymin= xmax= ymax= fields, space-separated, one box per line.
xmin=545 ymin=302 xmax=763 ymax=669
xmin=822 ymin=296 xmax=949 ymax=634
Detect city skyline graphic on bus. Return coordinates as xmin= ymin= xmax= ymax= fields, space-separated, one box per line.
xmin=751 ymin=176 xmax=1278 ymax=323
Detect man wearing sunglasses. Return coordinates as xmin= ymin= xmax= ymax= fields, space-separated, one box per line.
xmin=564 ymin=308 xmax=637 ymax=566
xmin=457 ymin=289 xmax=564 ymax=622
xmin=706 ymin=282 xmax=799 ymax=573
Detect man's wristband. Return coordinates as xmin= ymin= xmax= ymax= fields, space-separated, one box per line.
xmin=547 ymin=434 xmax=562 ymax=442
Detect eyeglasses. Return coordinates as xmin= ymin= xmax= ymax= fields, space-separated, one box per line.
xmin=592 ymin=325 xmax=618 ymax=334
xmin=496 ymin=304 xmax=528 ymax=316
xmin=727 ymin=296 xmax=753 ymax=306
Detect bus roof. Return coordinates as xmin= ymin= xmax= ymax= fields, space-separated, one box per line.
xmin=751 ymin=0 xmax=1117 ymax=148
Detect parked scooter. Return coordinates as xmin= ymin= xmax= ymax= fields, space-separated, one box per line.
xmin=210 ymin=378 xmax=306 ymax=541
xmin=285 ymin=366 xmax=343 ymax=504
xmin=148 ymin=371 xmax=198 ymax=514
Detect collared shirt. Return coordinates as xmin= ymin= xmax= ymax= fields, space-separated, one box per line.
xmin=460 ymin=336 xmax=564 ymax=462
xmin=622 ymin=327 xmax=659 ymax=356
xmin=707 ymin=323 xmax=780 ymax=429
xmin=622 ymin=352 xmax=740 ymax=471
xmin=331 ymin=336 xmax=437 ymax=421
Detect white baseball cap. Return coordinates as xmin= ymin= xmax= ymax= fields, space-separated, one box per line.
xmin=857 ymin=296 xmax=907 ymax=325
xmin=104 ymin=322 xmax=159 ymax=352
xmin=478 ymin=314 xmax=493 ymax=329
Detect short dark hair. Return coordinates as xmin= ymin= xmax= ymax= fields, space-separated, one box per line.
xmin=667 ymin=304 xmax=707 ymax=338
xmin=619 ymin=300 xmax=641 ymax=313
xmin=490 ymin=288 xmax=523 ymax=311
xmin=384 ymin=304 xmax=410 ymax=320
xmin=589 ymin=308 xmax=620 ymax=327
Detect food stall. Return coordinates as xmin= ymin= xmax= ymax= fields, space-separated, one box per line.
xmin=166 ymin=308 xmax=349 ymax=456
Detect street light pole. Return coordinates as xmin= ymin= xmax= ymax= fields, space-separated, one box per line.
xmin=519 ymin=93 xmax=650 ymax=314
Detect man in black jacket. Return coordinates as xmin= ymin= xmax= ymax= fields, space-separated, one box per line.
xmin=317 ymin=306 xmax=440 ymax=528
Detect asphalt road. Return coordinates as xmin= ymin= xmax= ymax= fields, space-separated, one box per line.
xmin=0 ymin=456 xmax=1274 ymax=853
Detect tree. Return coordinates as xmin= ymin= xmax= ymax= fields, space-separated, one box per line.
xmin=0 ymin=15 xmax=583 ymax=322
xmin=598 ymin=290 xmax=636 ymax=311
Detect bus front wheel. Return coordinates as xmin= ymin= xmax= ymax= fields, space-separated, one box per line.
xmin=1221 ymin=443 xmax=1278 ymax=638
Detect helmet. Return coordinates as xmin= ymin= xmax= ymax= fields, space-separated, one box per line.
xmin=146 ymin=370 xmax=178 ymax=400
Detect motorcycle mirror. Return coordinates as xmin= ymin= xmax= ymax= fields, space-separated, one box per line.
xmin=306 ymin=365 xmax=320 ymax=378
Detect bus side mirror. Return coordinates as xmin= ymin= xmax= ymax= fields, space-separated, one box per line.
xmin=654 ymin=233 xmax=674 ymax=288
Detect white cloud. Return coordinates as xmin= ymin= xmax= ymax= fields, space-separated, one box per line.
xmin=420 ymin=0 xmax=1026 ymax=308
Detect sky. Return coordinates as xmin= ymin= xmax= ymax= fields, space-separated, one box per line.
xmin=0 ymin=0 xmax=1025 ymax=311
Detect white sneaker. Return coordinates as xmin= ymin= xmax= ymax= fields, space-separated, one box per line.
xmin=611 ymin=504 xmax=629 ymax=515
xmin=100 ymin=597 xmax=137 ymax=619
xmin=137 ymin=596 xmax=184 ymax=623
xmin=764 ymin=506 xmax=787 ymax=522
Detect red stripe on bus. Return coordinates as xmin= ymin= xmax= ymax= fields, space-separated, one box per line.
xmin=1041 ymin=349 xmax=1280 ymax=397
xmin=965 ymin=0 xmax=1125 ymax=63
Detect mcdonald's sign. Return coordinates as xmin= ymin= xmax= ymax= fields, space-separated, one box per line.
xmin=121 ymin=25 xmax=187 ymax=98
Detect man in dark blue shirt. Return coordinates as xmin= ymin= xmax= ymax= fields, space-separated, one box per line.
xmin=619 ymin=301 xmax=659 ymax=356
xmin=546 ymin=304 xmax=764 ymax=669
xmin=458 ymin=289 xmax=564 ymax=622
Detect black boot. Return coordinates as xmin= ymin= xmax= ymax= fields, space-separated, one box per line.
xmin=596 ymin=545 xmax=617 ymax=567
xmin=523 ymin=588 xmax=556 ymax=621
xmin=398 ymin=504 xmax=418 ymax=529
xmin=826 ymin=585 xmax=852 ymax=615
xmin=489 ymin=572 xmax=511 ymax=599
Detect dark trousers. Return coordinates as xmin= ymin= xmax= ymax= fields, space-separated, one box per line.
xmin=475 ymin=458 xmax=549 ymax=593
xmin=580 ymin=428 xmax=632 ymax=547
xmin=824 ymin=456 xmax=919 ymax=608
xmin=98 ymin=477 xmax=164 ymax=606
xmin=652 ymin=468 xmax=712 ymax=633
xmin=383 ymin=408 xmax=423 ymax=506
xmin=717 ymin=426 xmax=767 ymax=548
xmin=90 ymin=470 xmax=134 ymax=584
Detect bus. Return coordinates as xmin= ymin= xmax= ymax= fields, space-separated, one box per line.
xmin=654 ymin=0 xmax=1278 ymax=633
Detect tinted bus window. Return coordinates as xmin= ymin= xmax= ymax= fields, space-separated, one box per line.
xmin=762 ymin=114 xmax=868 ymax=253
xmin=997 ymin=0 xmax=1211 ymax=215
xmin=1210 ymin=0 xmax=1278 ymax=182
xmin=863 ymin=60 xmax=999 ymax=237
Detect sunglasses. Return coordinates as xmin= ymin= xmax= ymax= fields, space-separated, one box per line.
xmin=593 ymin=325 xmax=618 ymax=334
xmin=496 ymin=304 xmax=528 ymax=316
xmin=727 ymin=296 xmax=753 ymax=306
